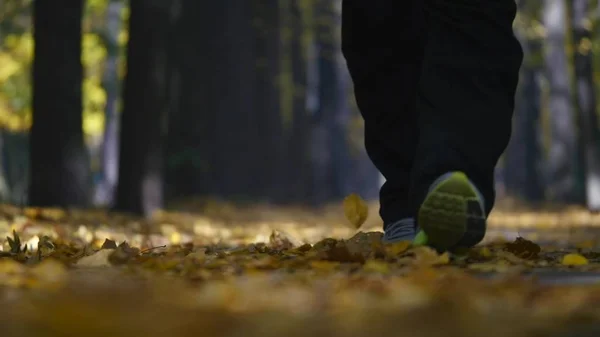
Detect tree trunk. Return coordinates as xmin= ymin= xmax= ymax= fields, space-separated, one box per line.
xmin=114 ymin=0 xmax=173 ymax=216
xmin=165 ymin=0 xmax=212 ymax=199
xmin=543 ymin=0 xmax=578 ymax=202
xmin=313 ymin=0 xmax=351 ymax=203
xmin=284 ymin=0 xmax=312 ymax=203
xmin=571 ymin=0 xmax=600 ymax=210
xmin=505 ymin=0 xmax=544 ymax=202
xmin=96 ymin=0 xmax=123 ymax=206
xmin=30 ymin=0 xmax=89 ymax=207
xmin=167 ymin=1 xmax=285 ymax=203
xmin=252 ymin=0 xmax=283 ymax=201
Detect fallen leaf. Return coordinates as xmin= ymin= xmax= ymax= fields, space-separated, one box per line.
xmin=479 ymin=247 xmax=493 ymax=258
xmin=412 ymin=246 xmax=450 ymax=266
xmin=343 ymin=193 xmax=369 ymax=229
xmin=37 ymin=235 xmax=55 ymax=259
xmin=6 ymin=230 xmax=22 ymax=254
xmin=385 ymin=241 xmax=411 ymax=256
xmin=575 ymin=240 xmax=595 ymax=250
xmin=324 ymin=241 xmax=366 ymax=263
xmin=76 ymin=249 xmax=113 ymax=267
xmin=504 ymin=237 xmax=540 ymax=259
xmin=561 ymin=253 xmax=589 ymax=266
xmin=185 ymin=248 xmax=207 ymax=262
xmin=309 ymin=260 xmax=340 ymax=271
xmin=109 ymin=241 xmax=140 ymax=265
xmin=101 ymin=238 xmax=118 ymax=249
xmin=269 ymin=230 xmax=300 ymax=250
xmin=363 ymin=259 xmax=390 ymax=274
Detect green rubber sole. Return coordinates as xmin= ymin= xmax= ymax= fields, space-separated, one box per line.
xmin=417 ymin=171 xmax=485 ymax=251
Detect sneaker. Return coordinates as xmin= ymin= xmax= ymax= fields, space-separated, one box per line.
xmin=382 ymin=218 xmax=416 ymax=243
xmin=415 ymin=171 xmax=486 ymax=250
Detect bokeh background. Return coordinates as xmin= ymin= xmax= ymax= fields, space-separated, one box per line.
xmin=0 ymin=0 xmax=599 ymax=217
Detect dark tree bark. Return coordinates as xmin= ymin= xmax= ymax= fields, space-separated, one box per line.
xmin=165 ymin=0 xmax=213 ymax=199
xmin=286 ymin=0 xmax=312 ymax=203
xmin=504 ymin=0 xmax=544 ymax=202
xmin=571 ymin=0 xmax=600 ymax=210
xmin=29 ymin=0 xmax=89 ymax=207
xmin=114 ymin=0 xmax=173 ymax=216
xmin=252 ymin=0 xmax=283 ymax=201
xmin=166 ymin=1 xmax=282 ymax=203
xmin=313 ymin=0 xmax=351 ymax=203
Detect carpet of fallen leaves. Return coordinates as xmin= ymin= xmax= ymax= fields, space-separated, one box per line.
xmin=2 ymin=199 xmax=600 ymax=337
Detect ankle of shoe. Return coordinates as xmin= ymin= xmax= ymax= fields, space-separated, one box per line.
xmin=383 ymin=218 xmax=416 ymax=243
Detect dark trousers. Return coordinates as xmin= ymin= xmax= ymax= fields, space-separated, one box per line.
xmin=341 ymin=0 xmax=523 ymax=227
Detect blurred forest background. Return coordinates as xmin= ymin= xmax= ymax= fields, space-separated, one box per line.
xmin=1 ymin=0 xmax=600 ymax=217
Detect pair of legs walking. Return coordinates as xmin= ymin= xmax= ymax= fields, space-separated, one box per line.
xmin=342 ymin=0 xmax=523 ymax=249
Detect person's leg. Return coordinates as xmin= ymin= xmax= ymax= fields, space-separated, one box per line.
xmin=341 ymin=0 xmax=427 ymax=241
xmin=410 ymin=0 xmax=523 ymax=249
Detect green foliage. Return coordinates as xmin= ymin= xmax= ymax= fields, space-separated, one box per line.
xmin=0 ymin=0 xmax=128 ymax=137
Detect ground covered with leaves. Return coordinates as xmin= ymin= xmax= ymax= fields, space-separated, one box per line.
xmin=2 ymin=199 xmax=600 ymax=337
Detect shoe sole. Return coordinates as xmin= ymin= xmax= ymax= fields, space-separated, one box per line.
xmin=417 ymin=171 xmax=486 ymax=251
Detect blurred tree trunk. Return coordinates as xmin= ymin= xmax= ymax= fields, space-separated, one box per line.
xmin=284 ymin=0 xmax=312 ymax=203
xmin=571 ymin=0 xmax=600 ymax=210
xmin=165 ymin=0 xmax=215 ymax=199
xmin=166 ymin=1 xmax=283 ymax=203
xmin=313 ymin=0 xmax=351 ymax=203
xmin=114 ymin=0 xmax=174 ymax=216
xmin=252 ymin=0 xmax=283 ymax=201
xmin=210 ymin=3 xmax=256 ymax=198
xmin=96 ymin=0 xmax=123 ymax=206
xmin=505 ymin=0 xmax=544 ymax=202
xmin=29 ymin=0 xmax=90 ymax=207
xmin=543 ymin=0 xmax=578 ymax=202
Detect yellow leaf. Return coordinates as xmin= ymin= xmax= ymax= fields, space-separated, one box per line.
xmin=385 ymin=240 xmax=411 ymax=256
xmin=412 ymin=246 xmax=450 ymax=266
xmin=561 ymin=253 xmax=589 ymax=266
xmin=343 ymin=193 xmax=369 ymax=229
xmin=363 ymin=259 xmax=390 ymax=274
xmin=479 ymin=247 xmax=492 ymax=258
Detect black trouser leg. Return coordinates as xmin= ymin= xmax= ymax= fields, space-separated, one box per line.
xmin=409 ymin=0 xmax=523 ymax=218
xmin=341 ymin=0 xmax=426 ymax=226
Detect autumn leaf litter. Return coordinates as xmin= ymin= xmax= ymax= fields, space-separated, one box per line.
xmin=1 ymin=201 xmax=600 ymax=336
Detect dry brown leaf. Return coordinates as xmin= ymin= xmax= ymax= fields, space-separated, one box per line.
xmin=324 ymin=241 xmax=365 ymax=263
xmin=269 ymin=230 xmax=300 ymax=250
xmin=343 ymin=193 xmax=369 ymax=229
xmin=75 ymin=249 xmax=113 ymax=267
xmin=504 ymin=237 xmax=540 ymax=259
xmin=101 ymin=238 xmax=118 ymax=249
xmin=109 ymin=242 xmax=140 ymax=265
